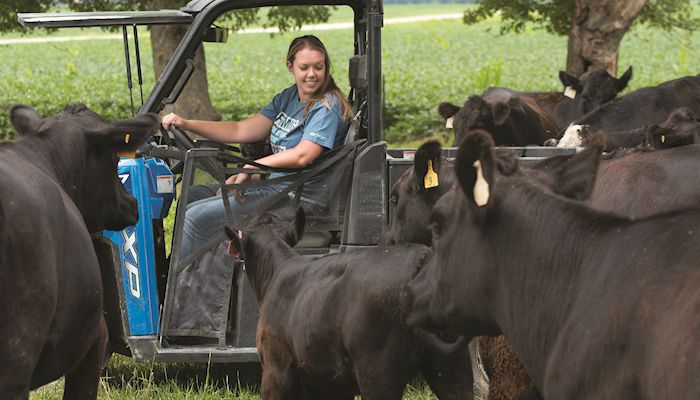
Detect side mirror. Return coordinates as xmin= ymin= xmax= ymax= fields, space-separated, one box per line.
xmin=203 ymin=27 xmax=228 ymax=43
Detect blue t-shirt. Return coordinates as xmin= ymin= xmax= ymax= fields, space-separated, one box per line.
xmin=260 ymin=85 xmax=348 ymax=153
xmin=259 ymin=85 xmax=349 ymax=205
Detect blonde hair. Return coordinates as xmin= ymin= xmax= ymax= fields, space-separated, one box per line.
xmin=286 ymin=35 xmax=353 ymax=121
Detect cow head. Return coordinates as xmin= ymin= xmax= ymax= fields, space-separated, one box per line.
xmin=225 ymin=207 xmax=305 ymax=260
xmin=404 ymin=129 xmax=603 ymax=338
xmin=9 ymin=104 xmax=157 ymax=232
xmin=559 ymin=66 xmax=633 ymax=117
xmin=381 ymin=141 xmax=454 ymax=246
xmin=644 ymin=107 xmax=700 ymax=149
xmin=440 ymin=91 xmax=557 ymax=147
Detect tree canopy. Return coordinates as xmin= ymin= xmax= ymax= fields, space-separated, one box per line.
xmin=463 ymin=0 xmax=700 ymax=36
xmin=1 ymin=0 xmax=332 ymax=34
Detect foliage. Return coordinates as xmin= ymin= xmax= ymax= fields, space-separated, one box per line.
xmin=0 ymin=0 xmax=51 ymax=32
xmin=463 ymin=0 xmax=700 ymax=36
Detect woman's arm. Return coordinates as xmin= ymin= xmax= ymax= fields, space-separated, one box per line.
xmin=162 ymin=112 xmax=273 ymax=144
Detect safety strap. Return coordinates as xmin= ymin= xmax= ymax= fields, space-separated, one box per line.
xmin=178 ymin=139 xmax=365 ymax=267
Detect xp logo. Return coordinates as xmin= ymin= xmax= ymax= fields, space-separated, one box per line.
xmin=122 ymin=226 xmax=141 ymax=299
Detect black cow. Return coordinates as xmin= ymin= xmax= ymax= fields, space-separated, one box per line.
xmin=439 ymin=88 xmax=559 ymax=147
xmin=225 ymin=209 xmax=473 ymax=400
xmin=1 ymin=104 xmax=156 ymax=398
xmin=406 ymin=131 xmax=700 ymax=399
xmin=524 ymin=66 xmax=633 ymax=131
xmin=560 ymin=74 xmax=700 ymax=146
xmin=558 ymin=107 xmax=700 ymax=150
xmin=382 ymin=141 xmax=537 ymax=400
xmin=644 ymin=108 xmax=700 ymax=149
xmin=439 ymin=67 xmax=632 ymax=146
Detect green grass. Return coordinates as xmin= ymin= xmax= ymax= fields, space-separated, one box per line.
xmin=29 ymin=355 xmax=440 ymax=399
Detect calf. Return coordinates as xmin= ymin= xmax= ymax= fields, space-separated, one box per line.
xmin=406 ymin=131 xmax=700 ymax=399
xmin=439 ymin=88 xmax=559 ymax=146
xmin=562 ymin=74 xmax=700 ymax=145
xmin=225 ymin=209 xmax=473 ymax=400
xmin=1 ymin=104 xmax=156 ymax=398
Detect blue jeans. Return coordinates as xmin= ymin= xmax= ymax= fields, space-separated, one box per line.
xmin=179 ymin=182 xmax=291 ymax=260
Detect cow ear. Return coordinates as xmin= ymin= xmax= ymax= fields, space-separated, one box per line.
xmin=85 ymin=113 xmax=159 ymax=150
xmin=10 ymin=104 xmax=42 ymax=136
xmin=224 ymin=226 xmax=243 ymax=259
xmin=437 ymin=102 xmax=460 ymax=120
xmin=492 ymin=102 xmax=510 ymax=126
xmin=413 ymin=141 xmax=443 ymax=190
xmin=551 ymin=133 xmax=603 ymax=201
xmin=559 ymin=71 xmax=581 ymax=91
xmin=293 ymin=207 xmax=306 ymax=245
xmin=455 ymin=129 xmax=495 ymax=208
xmin=616 ymin=66 xmax=633 ymax=91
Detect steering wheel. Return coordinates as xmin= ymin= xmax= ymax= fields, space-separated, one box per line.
xmin=165 ymin=125 xmax=198 ymax=150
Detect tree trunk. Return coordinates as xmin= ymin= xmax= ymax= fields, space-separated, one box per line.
xmin=566 ymin=0 xmax=645 ymax=77
xmin=147 ymin=0 xmax=221 ymax=122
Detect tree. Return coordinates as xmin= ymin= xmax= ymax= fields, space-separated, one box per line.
xmin=2 ymin=1 xmax=332 ymax=121
xmin=463 ymin=0 xmax=699 ymax=76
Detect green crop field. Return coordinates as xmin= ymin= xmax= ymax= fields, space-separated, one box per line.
xmin=4 ymin=3 xmax=699 ymax=399
xmin=1 ymin=3 xmax=698 ymax=145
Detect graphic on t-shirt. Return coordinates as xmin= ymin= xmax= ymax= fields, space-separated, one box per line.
xmin=270 ymin=111 xmax=300 ymax=153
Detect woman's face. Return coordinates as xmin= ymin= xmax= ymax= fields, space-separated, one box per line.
xmin=287 ymin=47 xmax=327 ymax=102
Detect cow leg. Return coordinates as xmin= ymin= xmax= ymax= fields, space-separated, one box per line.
xmin=62 ymin=317 xmax=108 ymax=400
xmin=420 ymin=347 xmax=474 ymax=400
xmin=353 ymin=353 xmax=410 ymax=400
xmin=260 ymin=364 xmax=300 ymax=400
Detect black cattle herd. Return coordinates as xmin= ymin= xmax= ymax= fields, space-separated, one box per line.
xmin=4 ymin=69 xmax=700 ymax=399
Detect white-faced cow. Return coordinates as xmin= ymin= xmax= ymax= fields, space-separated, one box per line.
xmin=225 ymin=209 xmax=473 ymax=400
xmin=561 ymin=73 xmax=700 ymax=147
xmin=558 ymin=107 xmax=700 ymax=151
xmin=1 ymin=104 xmax=156 ymax=399
xmin=406 ymin=131 xmax=700 ymax=399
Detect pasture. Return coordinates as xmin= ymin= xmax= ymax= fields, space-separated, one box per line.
xmin=1 ymin=2 xmax=698 ymax=399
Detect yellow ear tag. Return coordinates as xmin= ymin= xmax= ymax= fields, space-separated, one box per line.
xmin=424 ymin=159 xmax=439 ymax=189
xmin=660 ymin=134 xmax=666 ymax=143
xmin=117 ymin=133 xmax=135 ymax=158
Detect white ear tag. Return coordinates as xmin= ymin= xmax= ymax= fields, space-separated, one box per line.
xmin=445 ymin=117 xmax=454 ymax=129
xmin=564 ymin=86 xmax=577 ymax=99
xmin=473 ymin=160 xmax=490 ymax=207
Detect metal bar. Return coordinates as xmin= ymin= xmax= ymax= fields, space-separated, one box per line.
xmin=122 ymin=26 xmax=135 ymax=117
xmin=133 ymin=25 xmax=145 ymax=106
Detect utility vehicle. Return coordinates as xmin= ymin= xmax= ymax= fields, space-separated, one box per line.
xmin=18 ymin=0 xmax=573 ymax=363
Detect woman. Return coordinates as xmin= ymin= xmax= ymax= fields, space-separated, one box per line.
xmin=162 ymin=35 xmax=353 ymax=259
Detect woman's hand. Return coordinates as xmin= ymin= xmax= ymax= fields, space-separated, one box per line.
xmin=162 ymin=112 xmax=186 ymax=130
xmin=219 ymin=164 xmax=260 ymax=203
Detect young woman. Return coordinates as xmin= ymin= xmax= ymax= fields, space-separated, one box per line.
xmin=162 ymin=35 xmax=353 ymax=258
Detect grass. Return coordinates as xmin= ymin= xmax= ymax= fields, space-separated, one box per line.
xmin=29 ymin=355 xmax=441 ymax=399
